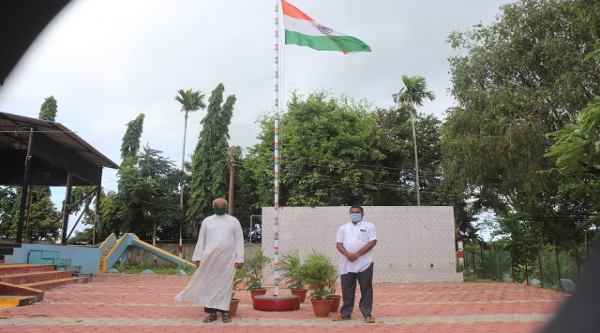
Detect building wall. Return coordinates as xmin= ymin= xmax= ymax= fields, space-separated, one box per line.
xmin=261 ymin=206 xmax=462 ymax=284
xmin=6 ymin=244 xmax=100 ymax=274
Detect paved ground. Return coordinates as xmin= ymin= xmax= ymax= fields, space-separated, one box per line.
xmin=0 ymin=274 xmax=565 ymax=332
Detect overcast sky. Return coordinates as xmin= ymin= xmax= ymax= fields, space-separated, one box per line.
xmin=0 ymin=0 xmax=514 ymax=207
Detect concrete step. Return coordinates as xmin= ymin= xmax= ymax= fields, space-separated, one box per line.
xmin=0 ymin=270 xmax=73 ymax=284
xmin=0 ymin=264 xmax=56 ymax=275
xmin=0 ymin=295 xmax=37 ymax=309
xmin=0 ymin=263 xmax=90 ymax=307
xmin=22 ymin=276 xmax=89 ymax=290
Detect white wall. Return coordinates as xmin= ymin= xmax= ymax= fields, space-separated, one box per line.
xmin=261 ymin=206 xmax=462 ymax=284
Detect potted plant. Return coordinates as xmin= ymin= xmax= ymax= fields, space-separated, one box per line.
xmin=280 ymin=250 xmax=309 ymax=303
xmin=327 ymin=272 xmax=341 ymax=312
xmin=244 ymin=248 xmax=271 ymax=299
xmin=229 ymin=268 xmax=247 ymax=316
xmin=302 ymin=249 xmax=337 ymax=317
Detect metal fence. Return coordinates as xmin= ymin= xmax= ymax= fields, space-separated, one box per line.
xmin=461 ymin=246 xmax=589 ymax=289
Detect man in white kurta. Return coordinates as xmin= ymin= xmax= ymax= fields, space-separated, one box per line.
xmin=175 ymin=198 xmax=244 ymax=323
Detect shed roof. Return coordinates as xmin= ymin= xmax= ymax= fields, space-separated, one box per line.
xmin=0 ymin=111 xmax=118 ymax=186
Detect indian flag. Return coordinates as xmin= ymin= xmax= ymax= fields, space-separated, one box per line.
xmin=281 ymin=0 xmax=371 ymax=53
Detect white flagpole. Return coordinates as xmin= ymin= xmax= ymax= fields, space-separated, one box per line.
xmin=273 ymin=0 xmax=281 ymax=297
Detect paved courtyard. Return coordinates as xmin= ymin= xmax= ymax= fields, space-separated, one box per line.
xmin=0 ymin=274 xmax=565 ymax=332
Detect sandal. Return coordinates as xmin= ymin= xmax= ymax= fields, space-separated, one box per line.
xmin=332 ymin=315 xmax=351 ymax=321
xmin=365 ymin=316 xmax=375 ymax=323
xmin=222 ymin=312 xmax=232 ymax=323
xmin=202 ymin=313 xmax=218 ymax=323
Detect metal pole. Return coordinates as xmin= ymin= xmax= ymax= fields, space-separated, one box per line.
xmin=93 ymin=185 xmax=100 ymax=245
xmin=538 ymin=247 xmax=543 ymax=286
xmin=524 ymin=248 xmax=529 ymax=285
xmin=510 ymin=247 xmax=515 ymax=283
xmin=179 ymin=113 xmax=188 ymax=259
xmin=228 ymin=146 xmax=235 ymax=215
xmin=410 ymin=109 xmax=420 ymax=206
xmin=273 ymin=0 xmax=281 ymax=296
xmin=555 ymin=246 xmax=562 ymax=290
xmin=16 ymin=127 xmax=34 ymax=243
xmin=575 ymin=246 xmax=581 ymax=281
xmin=60 ymin=173 xmax=73 ymax=245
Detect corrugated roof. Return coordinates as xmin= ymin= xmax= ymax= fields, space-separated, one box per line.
xmin=0 ymin=111 xmax=119 ymax=169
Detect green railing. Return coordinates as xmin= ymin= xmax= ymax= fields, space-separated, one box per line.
xmin=461 ymin=246 xmax=588 ymax=289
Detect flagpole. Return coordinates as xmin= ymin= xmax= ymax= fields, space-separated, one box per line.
xmin=273 ymin=0 xmax=281 ymax=297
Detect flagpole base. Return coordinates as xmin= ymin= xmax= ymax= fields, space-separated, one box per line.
xmin=253 ymin=294 xmax=300 ymax=311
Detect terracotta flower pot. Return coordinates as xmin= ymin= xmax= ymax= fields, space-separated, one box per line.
xmin=290 ymin=288 xmax=308 ymax=303
xmin=229 ymin=298 xmax=240 ymax=316
xmin=311 ymin=298 xmax=333 ymax=317
xmin=250 ymin=288 xmax=267 ymax=300
xmin=329 ymin=295 xmax=341 ymax=312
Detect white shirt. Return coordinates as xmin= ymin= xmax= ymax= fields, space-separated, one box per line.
xmin=336 ymin=220 xmax=377 ymax=275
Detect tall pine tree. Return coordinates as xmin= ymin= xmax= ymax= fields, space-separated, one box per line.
xmin=186 ymin=83 xmax=236 ymax=233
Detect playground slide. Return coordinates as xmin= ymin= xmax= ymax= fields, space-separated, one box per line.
xmin=100 ymin=233 xmax=195 ymax=272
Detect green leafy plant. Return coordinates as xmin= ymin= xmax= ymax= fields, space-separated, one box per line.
xmin=302 ymin=249 xmax=337 ymax=300
xmin=280 ymin=250 xmax=307 ymax=290
xmin=244 ymin=248 xmax=271 ymax=290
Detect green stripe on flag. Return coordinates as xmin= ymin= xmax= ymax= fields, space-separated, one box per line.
xmin=285 ymin=30 xmax=371 ymax=52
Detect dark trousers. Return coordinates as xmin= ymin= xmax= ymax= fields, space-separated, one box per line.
xmin=339 ymin=262 xmax=374 ymax=318
xmin=204 ymin=307 xmax=227 ymax=314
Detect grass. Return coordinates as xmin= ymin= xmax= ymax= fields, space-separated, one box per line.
xmin=114 ymin=262 xmax=197 ymax=275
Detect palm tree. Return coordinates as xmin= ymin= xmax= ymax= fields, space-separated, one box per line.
xmin=392 ymin=75 xmax=435 ymax=206
xmin=175 ymin=89 xmax=206 ymax=254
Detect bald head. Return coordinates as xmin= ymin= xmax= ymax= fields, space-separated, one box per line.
xmin=213 ymin=198 xmax=227 ymax=209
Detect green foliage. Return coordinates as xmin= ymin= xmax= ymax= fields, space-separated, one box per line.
xmin=39 ymin=96 xmax=58 ymax=121
xmin=116 ymin=262 xmax=196 ymax=275
xmin=120 ymin=113 xmax=145 ymax=161
xmin=302 ymin=250 xmax=337 ymax=300
xmin=175 ymin=89 xmax=206 ymax=120
xmin=25 ymin=196 xmax=61 ymax=241
xmin=443 ymin=0 xmax=600 ymax=249
xmin=186 ymin=83 xmax=236 ymax=233
xmin=116 ymin=145 xmax=182 ymax=239
xmin=0 ymin=187 xmax=17 ymax=237
xmin=244 ymin=90 xmax=447 ymax=209
xmin=244 ymin=248 xmax=271 ymax=290
xmin=393 ymin=75 xmax=436 ymax=111
xmin=280 ymin=250 xmax=307 ymax=290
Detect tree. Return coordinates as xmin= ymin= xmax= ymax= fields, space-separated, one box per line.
xmin=120 ymin=113 xmax=145 ymax=162
xmin=175 ymin=89 xmax=206 ymax=251
xmin=393 ymin=75 xmax=436 ymax=206
xmin=545 ymin=44 xmax=600 ymax=242
xmin=39 ymin=96 xmax=58 ymax=121
xmin=244 ymin=90 xmax=446 ymax=209
xmin=115 ymin=114 xmax=145 ymax=236
xmin=175 ymin=89 xmax=206 ymax=207
xmin=442 ymin=0 xmax=600 ymax=248
xmin=186 ymin=83 xmax=236 ymax=233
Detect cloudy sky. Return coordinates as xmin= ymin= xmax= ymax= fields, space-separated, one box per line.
xmin=0 ymin=0 xmax=513 ymax=204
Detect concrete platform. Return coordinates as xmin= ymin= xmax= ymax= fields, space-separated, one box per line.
xmin=0 ymin=274 xmax=566 ymax=332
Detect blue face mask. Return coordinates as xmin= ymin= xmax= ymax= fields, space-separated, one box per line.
xmin=349 ymin=213 xmax=362 ymax=222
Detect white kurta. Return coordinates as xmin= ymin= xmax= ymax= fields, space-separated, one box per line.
xmin=175 ymin=214 xmax=244 ymax=311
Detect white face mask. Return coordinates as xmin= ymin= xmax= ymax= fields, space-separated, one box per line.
xmin=349 ymin=213 xmax=362 ymax=222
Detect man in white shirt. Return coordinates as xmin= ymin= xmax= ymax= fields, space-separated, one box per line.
xmin=333 ymin=205 xmax=377 ymax=323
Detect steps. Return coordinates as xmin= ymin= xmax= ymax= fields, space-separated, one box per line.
xmin=0 ymin=263 xmax=89 ymax=309
xmin=99 ymin=242 xmax=117 ymax=273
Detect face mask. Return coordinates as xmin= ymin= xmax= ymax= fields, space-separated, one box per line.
xmin=349 ymin=213 xmax=362 ymax=222
xmin=215 ymin=207 xmax=226 ymax=215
